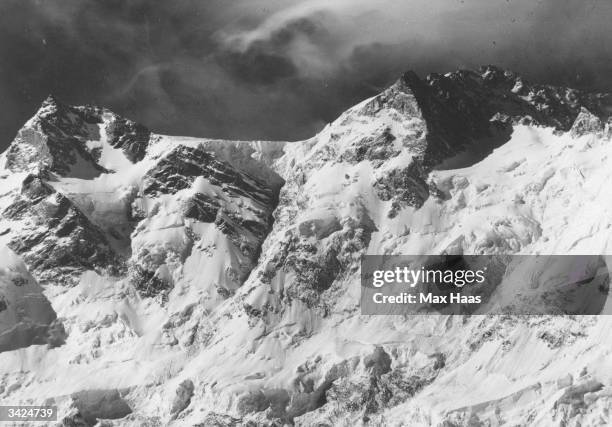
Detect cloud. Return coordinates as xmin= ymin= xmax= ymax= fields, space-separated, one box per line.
xmin=217 ymin=0 xmax=522 ymax=76
xmin=218 ymin=0 xmax=612 ymax=89
xmin=0 ymin=0 xmax=611 ymax=149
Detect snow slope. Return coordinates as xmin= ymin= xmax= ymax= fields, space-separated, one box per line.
xmin=0 ymin=66 xmax=612 ymax=426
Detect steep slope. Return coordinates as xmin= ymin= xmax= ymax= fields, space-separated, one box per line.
xmin=3 ymin=95 xmax=150 ymax=177
xmin=0 ymin=67 xmax=612 ymax=426
xmin=204 ymin=67 xmax=612 ymax=426
xmin=0 ymin=246 xmax=62 ymax=353
xmin=129 ymin=143 xmax=282 ymax=304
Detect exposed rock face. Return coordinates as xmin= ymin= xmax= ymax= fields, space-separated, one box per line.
xmin=142 ymin=144 xmax=277 ymax=247
xmin=353 ymin=65 xmax=612 ymax=169
xmin=70 ymin=389 xmax=132 ymax=425
xmin=5 ymin=96 xmax=105 ymax=177
xmin=0 ymin=67 xmax=612 ymax=426
xmin=0 ymin=95 xmax=153 ymax=287
xmin=358 ymin=66 xmax=612 ymax=213
xmin=4 ymin=95 xmax=151 ymax=177
xmin=3 ymin=174 xmax=121 ymax=285
xmin=424 ymin=65 xmax=611 ymax=135
xmin=143 ymin=146 xmax=273 ymax=204
xmin=374 ymin=163 xmax=430 ymax=217
xmin=183 ymin=193 xmax=219 ymax=223
xmin=128 ymin=144 xmax=281 ymax=299
xmin=354 ymin=66 xmax=612 ymax=219
xmin=606 ymin=117 xmax=612 ymax=139
xmin=253 ymin=215 xmax=375 ymax=310
xmin=571 ymin=107 xmax=605 ymax=137
xmin=105 ymin=114 xmax=151 ymax=163
xmin=170 ymin=379 xmax=195 ymax=416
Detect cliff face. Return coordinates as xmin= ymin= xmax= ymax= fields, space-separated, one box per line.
xmin=0 ymin=67 xmax=612 ymax=426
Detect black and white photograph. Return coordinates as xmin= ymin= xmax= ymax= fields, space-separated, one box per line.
xmin=1 ymin=1 xmax=612 ymax=426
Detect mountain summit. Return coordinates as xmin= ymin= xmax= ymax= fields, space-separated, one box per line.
xmin=1 ymin=67 xmax=612 ymax=426
xmin=4 ymin=95 xmax=151 ymax=178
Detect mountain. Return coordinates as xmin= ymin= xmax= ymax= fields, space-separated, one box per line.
xmin=1 ymin=66 xmax=612 ymax=426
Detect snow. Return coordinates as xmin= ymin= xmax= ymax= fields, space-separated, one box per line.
xmin=0 ymin=247 xmax=56 ymax=352
xmin=0 ymin=82 xmax=612 ymax=425
xmin=85 ymin=116 xmax=134 ymax=172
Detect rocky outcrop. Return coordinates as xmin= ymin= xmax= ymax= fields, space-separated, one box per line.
xmin=356 ymin=66 xmax=612 ymax=215
xmin=4 ymin=95 xmax=150 ymax=177
xmin=128 ymin=144 xmax=281 ymax=298
xmin=70 ymin=389 xmax=132 ymax=425
xmin=571 ymin=107 xmax=605 ymax=138
xmin=105 ymin=114 xmax=151 ymax=162
xmin=170 ymin=379 xmax=195 ymax=417
xmin=374 ymin=163 xmax=430 ymax=217
xmin=253 ymin=215 xmax=375 ymax=311
xmin=3 ymin=174 xmax=121 ymax=285
xmin=5 ymin=96 xmax=105 ymax=177
xmin=143 ymin=145 xmax=276 ymax=207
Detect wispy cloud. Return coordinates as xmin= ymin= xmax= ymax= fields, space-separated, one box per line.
xmin=1 ymin=0 xmax=611 ymax=147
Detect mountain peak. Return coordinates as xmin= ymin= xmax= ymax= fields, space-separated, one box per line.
xmin=3 ymin=96 xmax=152 ymax=177
xmin=397 ymin=70 xmax=423 ymax=88
xmin=478 ymin=64 xmax=515 ymax=79
xmin=32 ymin=94 xmax=66 ymax=121
xmin=41 ymin=93 xmax=61 ymax=107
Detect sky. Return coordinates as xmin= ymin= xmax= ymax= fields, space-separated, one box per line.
xmin=1 ymin=0 xmax=611 ymax=149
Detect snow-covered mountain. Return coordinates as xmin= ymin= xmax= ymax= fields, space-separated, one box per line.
xmin=1 ymin=65 xmax=612 ymax=426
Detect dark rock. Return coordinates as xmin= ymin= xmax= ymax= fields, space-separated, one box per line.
xmin=183 ymin=193 xmax=220 ymax=223
xmin=71 ymin=389 xmax=132 ymax=425
xmin=11 ymin=276 xmax=28 ymax=286
xmin=297 ymin=218 xmax=342 ymax=240
xmin=128 ymin=264 xmax=171 ymax=299
xmin=431 ymin=352 xmax=446 ymax=370
xmin=240 ymin=358 xmax=366 ymax=423
xmin=143 ymin=146 xmax=274 ymax=207
xmin=260 ymin=215 xmax=376 ymax=310
xmin=264 ymin=389 xmax=291 ymax=420
xmin=106 ymin=116 xmax=150 ymax=162
xmin=364 ymin=346 xmax=392 ymax=377
xmin=5 ymin=98 xmax=106 ymax=178
xmin=5 ymin=96 xmax=150 ymax=177
xmin=374 ymin=163 xmax=430 ymax=217
xmin=325 ymin=358 xmax=359 ymax=383
xmin=195 ymin=413 xmax=241 ymax=427
xmin=556 ymin=379 xmax=603 ymax=406
xmin=237 ymin=390 xmax=270 ymax=415
xmin=570 ymin=107 xmax=604 ymax=138
xmin=170 ymin=379 xmax=195 ymax=416
xmin=360 ymin=72 xmax=423 ymax=118
xmin=341 ymin=127 xmax=400 ymax=164
xmin=46 ymin=319 xmax=68 ymax=348
xmin=359 ymin=67 xmax=612 ymax=218
xmin=282 ymin=376 xmax=339 ymax=422
xmin=136 ymin=145 xmax=280 ymax=298
xmin=60 ymin=408 xmax=89 ymax=427
xmin=4 ymin=179 xmax=121 ymax=285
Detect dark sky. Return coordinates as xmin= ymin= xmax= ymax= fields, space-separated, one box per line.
xmin=1 ymin=0 xmax=612 ymax=149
